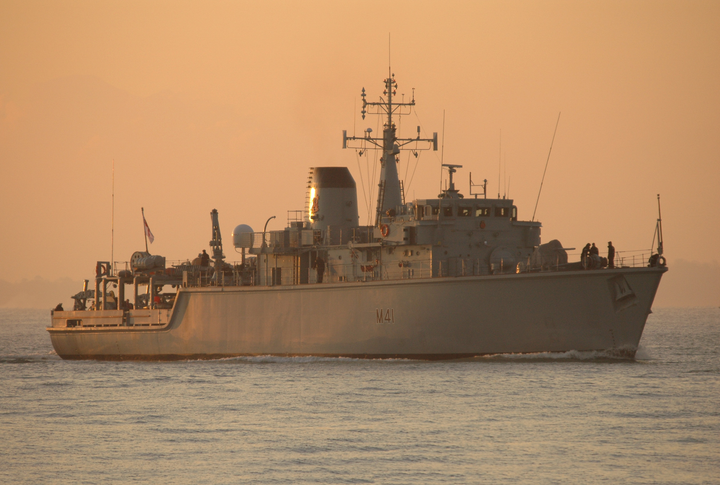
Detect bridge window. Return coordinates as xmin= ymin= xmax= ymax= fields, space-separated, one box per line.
xmin=443 ymin=206 xmax=453 ymax=217
xmin=495 ymin=207 xmax=508 ymax=217
xmin=458 ymin=207 xmax=472 ymax=217
xmin=475 ymin=207 xmax=490 ymax=217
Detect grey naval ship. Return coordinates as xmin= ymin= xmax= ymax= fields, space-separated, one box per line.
xmin=48 ymin=71 xmax=668 ymax=360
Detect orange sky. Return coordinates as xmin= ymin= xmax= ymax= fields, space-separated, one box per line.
xmin=1 ymin=0 xmax=718 ymax=305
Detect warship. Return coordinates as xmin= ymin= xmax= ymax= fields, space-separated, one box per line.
xmin=48 ymin=70 xmax=667 ymax=360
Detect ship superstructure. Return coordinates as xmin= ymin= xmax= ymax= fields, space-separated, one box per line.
xmin=47 ymin=70 xmax=667 ymax=360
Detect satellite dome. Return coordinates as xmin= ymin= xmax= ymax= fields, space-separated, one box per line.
xmin=233 ymin=224 xmax=254 ymax=248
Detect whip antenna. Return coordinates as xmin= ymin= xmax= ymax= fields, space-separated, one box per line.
xmin=532 ymin=112 xmax=561 ymax=222
xmin=439 ymin=110 xmax=445 ymax=192
xmin=498 ymin=130 xmax=501 ymax=198
xmin=111 ymin=159 xmax=114 ymax=273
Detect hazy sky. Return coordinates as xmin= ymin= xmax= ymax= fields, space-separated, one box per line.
xmin=1 ymin=0 xmax=718 ymax=302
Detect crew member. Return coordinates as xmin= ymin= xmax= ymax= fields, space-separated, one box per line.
xmin=590 ymin=243 xmax=599 ymax=256
xmin=314 ymin=256 xmax=326 ymax=284
xmin=581 ymin=243 xmax=591 ymax=268
xmin=607 ymin=241 xmax=615 ymax=269
xmin=200 ymin=249 xmax=210 ymax=267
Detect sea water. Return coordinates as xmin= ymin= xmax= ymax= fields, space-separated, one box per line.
xmin=1 ymin=308 xmax=718 ymax=484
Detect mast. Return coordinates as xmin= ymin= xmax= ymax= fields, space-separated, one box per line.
xmin=377 ymin=70 xmax=402 ymax=217
xmin=343 ymin=71 xmax=438 ymax=225
xmin=656 ymin=194 xmax=664 ymax=256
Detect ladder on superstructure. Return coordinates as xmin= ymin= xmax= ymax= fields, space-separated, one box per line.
xmin=375 ymin=180 xmax=386 ymax=226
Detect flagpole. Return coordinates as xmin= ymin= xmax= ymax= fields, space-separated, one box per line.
xmin=142 ymin=207 xmax=148 ymax=253
xmin=111 ymin=159 xmax=115 ymax=272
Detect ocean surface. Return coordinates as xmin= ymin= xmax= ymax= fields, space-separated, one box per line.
xmin=1 ymin=308 xmax=718 ymax=484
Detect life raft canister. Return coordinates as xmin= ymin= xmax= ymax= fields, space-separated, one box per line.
xmin=95 ymin=262 xmax=109 ymax=277
xmin=380 ymin=224 xmax=390 ymax=237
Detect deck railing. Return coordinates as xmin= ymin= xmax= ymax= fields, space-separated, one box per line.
xmin=565 ymin=249 xmax=655 ymax=269
xmin=102 ymin=248 xmax=657 ymax=291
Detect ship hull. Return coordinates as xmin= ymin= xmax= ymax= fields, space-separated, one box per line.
xmin=48 ymin=267 xmax=665 ymax=360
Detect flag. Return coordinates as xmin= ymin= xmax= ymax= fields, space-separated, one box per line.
xmin=143 ymin=211 xmax=155 ymax=244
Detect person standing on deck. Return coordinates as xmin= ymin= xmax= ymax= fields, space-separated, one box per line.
xmin=607 ymin=241 xmax=616 ymax=269
xmin=581 ymin=243 xmax=591 ymax=269
xmin=314 ymin=256 xmax=326 ymax=283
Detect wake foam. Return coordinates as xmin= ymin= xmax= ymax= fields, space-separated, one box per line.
xmin=634 ymin=345 xmax=652 ymax=360
xmin=207 ymin=351 xmax=637 ymax=364
xmin=207 ymin=355 xmax=417 ymax=364
xmin=470 ymin=349 xmax=636 ymax=362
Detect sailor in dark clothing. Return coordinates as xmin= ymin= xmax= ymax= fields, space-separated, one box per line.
xmin=590 ymin=243 xmax=599 ymax=256
xmin=649 ymin=253 xmax=660 ymax=267
xmin=314 ymin=256 xmax=326 ymax=283
xmin=607 ymin=241 xmax=615 ymax=269
xmin=581 ymin=243 xmax=591 ymax=268
xmin=200 ymin=249 xmax=210 ymax=267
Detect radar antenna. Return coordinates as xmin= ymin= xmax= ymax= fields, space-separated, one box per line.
xmin=439 ymin=164 xmax=463 ymax=199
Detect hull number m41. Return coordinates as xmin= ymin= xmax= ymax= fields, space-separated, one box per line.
xmin=376 ymin=308 xmax=395 ymax=324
